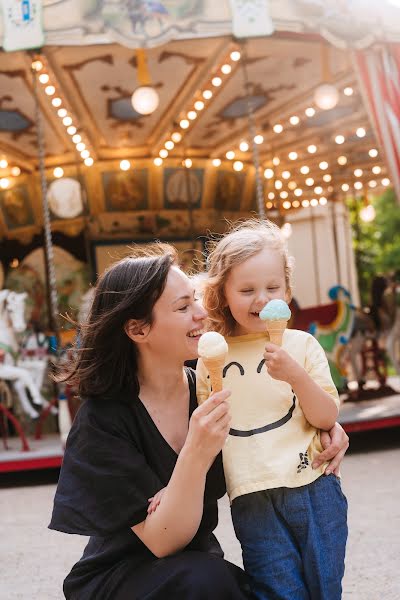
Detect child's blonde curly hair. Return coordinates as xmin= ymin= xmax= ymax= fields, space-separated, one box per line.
xmin=203 ymin=219 xmax=294 ymax=336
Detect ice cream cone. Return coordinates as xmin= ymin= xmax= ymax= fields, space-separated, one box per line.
xmin=202 ymin=355 xmax=225 ymax=393
xmin=265 ymin=319 xmax=288 ymax=346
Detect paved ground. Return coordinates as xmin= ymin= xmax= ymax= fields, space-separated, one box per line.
xmin=1 ymin=427 xmax=400 ymax=599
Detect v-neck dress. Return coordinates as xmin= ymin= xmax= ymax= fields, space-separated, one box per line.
xmin=49 ymin=368 xmax=249 ymax=599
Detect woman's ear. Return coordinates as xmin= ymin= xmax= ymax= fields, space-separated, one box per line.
xmin=124 ymin=319 xmax=150 ymax=343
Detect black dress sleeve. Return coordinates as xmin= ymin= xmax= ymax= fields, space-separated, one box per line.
xmin=49 ymin=397 xmax=163 ymax=537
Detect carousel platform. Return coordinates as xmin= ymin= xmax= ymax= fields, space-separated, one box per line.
xmin=1 ymin=379 xmax=400 ymax=474
xmin=339 ymin=377 xmax=400 ymax=433
xmin=0 ymin=433 xmax=63 ymax=473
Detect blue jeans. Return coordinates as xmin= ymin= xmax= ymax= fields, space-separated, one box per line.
xmin=231 ymin=475 xmax=348 ymax=600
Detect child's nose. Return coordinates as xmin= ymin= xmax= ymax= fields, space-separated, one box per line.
xmin=255 ymin=290 xmax=269 ymax=307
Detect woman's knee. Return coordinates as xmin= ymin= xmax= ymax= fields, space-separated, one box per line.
xmin=176 ymin=552 xmax=246 ymax=598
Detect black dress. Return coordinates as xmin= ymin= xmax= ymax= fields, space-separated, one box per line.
xmin=49 ymin=368 xmax=249 ymax=599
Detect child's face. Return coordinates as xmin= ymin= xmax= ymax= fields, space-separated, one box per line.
xmin=224 ymin=247 xmax=289 ymax=336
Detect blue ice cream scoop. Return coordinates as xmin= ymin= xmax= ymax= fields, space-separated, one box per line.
xmin=259 ymin=299 xmax=291 ymax=321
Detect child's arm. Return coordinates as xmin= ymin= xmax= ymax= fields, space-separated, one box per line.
xmin=264 ymin=337 xmax=339 ymax=430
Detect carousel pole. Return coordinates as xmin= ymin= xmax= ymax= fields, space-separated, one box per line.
xmin=31 ymin=64 xmax=59 ymax=342
xmin=241 ymin=45 xmax=265 ymax=219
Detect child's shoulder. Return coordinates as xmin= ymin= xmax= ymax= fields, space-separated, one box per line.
xmin=286 ymin=328 xmax=313 ymax=341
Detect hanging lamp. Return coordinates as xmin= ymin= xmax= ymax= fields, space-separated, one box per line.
xmin=131 ymin=49 xmax=159 ymax=115
xmin=314 ymin=44 xmax=339 ymax=111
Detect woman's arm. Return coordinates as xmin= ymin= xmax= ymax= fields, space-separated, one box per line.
xmin=132 ymin=390 xmax=231 ymax=558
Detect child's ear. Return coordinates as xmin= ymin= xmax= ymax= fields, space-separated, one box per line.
xmin=124 ymin=319 xmax=150 ymax=343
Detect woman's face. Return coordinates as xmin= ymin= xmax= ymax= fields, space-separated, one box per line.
xmin=146 ymin=266 xmax=208 ymax=361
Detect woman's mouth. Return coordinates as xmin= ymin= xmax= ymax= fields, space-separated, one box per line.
xmin=187 ymin=329 xmax=204 ymax=339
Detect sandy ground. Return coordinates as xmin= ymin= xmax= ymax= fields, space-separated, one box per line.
xmin=1 ymin=427 xmax=400 ymax=600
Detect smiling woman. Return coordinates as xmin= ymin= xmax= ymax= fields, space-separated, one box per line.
xmin=49 ymin=242 xmax=249 ymax=599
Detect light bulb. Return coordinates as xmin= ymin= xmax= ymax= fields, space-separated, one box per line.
xmin=120 ymin=160 xmax=131 ymax=171
xmin=240 ymin=141 xmax=249 ymax=152
xmin=212 ymin=159 xmax=221 ymax=167
xmin=53 ymin=167 xmax=64 ymax=178
xmin=273 ymin=124 xmax=283 ymax=134
xmin=233 ymin=161 xmax=243 ymax=172
xmin=307 ymin=145 xmax=317 ymax=154
xmin=154 ymin=157 xmax=163 ymax=166
xmin=305 ymin=107 xmax=315 ymax=117
xmin=131 ymin=86 xmax=159 ymax=115
xmin=264 ymin=168 xmax=274 ymax=179
xmin=254 ymin=135 xmax=264 ymax=145
xmin=314 ymin=83 xmax=339 ymax=110
xmin=226 ymin=151 xmax=235 ymax=160
xmin=360 ymin=204 xmax=376 ymax=222
xmin=300 ymin=165 xmax=310 ymax=175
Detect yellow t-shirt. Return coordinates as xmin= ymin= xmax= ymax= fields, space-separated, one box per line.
xmin=196 ymin=329 xmax=340 ymax=502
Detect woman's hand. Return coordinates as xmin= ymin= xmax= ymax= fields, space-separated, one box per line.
xmin=312 ymin=422 xmax=349 ymax=476
xmin=148 ymin=488 xmax=166 ymax=514
xmin=185 ymin=389 xmax=231 ymax=469
xmin=263 ymin=342 xmax=303 ymax=385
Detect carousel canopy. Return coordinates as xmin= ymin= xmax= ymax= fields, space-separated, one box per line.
xmin=0 ymin=2 xmax=398 ymax=243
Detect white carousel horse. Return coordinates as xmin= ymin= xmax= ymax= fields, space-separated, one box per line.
xmin=0 ymin=289 xmax=49 ymax=419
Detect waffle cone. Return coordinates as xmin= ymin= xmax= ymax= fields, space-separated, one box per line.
xmin=202 ymin=355 xmax=226 ymax=393
xmin=265 ymin=319 xmax=288 ymax=346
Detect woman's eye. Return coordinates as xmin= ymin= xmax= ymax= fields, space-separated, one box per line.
xmin=178 ymin=305 xmax=189 ymax=312
xmin=268 ymin=287 xmax=279 ymax=291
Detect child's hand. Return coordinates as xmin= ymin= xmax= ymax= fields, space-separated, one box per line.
xmin=263 ymin=342 xmax=303 ymax=384
xmin=147 ymin=487 xmax=166 ymax=514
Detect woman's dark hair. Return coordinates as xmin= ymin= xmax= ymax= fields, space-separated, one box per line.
xmin=59 ymin=243 xmax=177 ymax=398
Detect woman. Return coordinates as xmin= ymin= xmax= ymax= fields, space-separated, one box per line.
xmin=49 ymin=243 xmax=349 ymax=599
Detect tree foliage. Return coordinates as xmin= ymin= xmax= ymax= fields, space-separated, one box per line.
xmin=347 ymin=189 xmax=400 ymax=306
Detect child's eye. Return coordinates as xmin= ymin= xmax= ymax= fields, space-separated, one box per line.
xmin=240 ymin=289 xmax=253 ymax=293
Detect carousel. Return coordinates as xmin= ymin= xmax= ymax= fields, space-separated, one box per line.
xmin=0 ymin=0 xmax=400 ymax=472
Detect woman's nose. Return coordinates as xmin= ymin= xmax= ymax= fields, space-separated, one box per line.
xmin=194 ymin=303 xmax=208 ymax=320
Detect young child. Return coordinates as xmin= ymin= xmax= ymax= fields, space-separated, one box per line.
xmin=197 ymin=219 xmax=348 ymax=600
